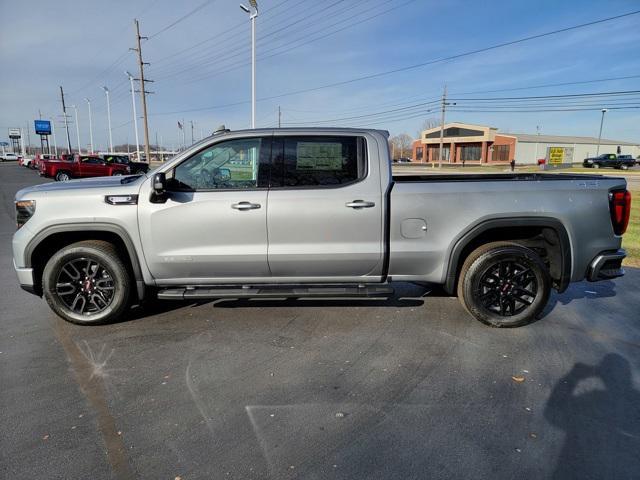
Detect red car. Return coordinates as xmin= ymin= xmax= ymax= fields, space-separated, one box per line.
xmin=39 ymin=154 xmax=130 ymax=181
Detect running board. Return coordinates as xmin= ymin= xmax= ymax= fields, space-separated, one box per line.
xmin=157 ymin=284 xmax=395 ymax=300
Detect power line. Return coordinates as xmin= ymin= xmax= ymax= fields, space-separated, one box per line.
xmin=157 ymin=0 xmax=410 ymax=85
xmin=451 ymin=74 xmax=640 ymax=95
xmin=257 ymin=9 xmax=640 ymax=102
xmin=152 ymin=0 xmax=358 ymax=81
xmin=148 ymin=0 xmax=216 ymax=39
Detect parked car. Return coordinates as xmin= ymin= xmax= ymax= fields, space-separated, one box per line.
xmin=102 ymin=154 xmax=149 ymax=174
xmin=39 ymin=154 xmax=130 ymax=181
xmin=393 ymin=157 xmax=412 ymax=163
xmin=1 ymin=152 xmax=21 ymax=162
xmin=30 ymin=153 xmax=57 ymax=169
xmin=583 ymin=153 xmax=636 ymax=169
xmin=13 ymin=127 xmax=630 ymax=327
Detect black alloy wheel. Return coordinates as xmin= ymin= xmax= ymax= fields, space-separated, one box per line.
xmin=458 ymin=242 xmax=551 ymax=327
xmin=475 ymin=259 xmax=538 ymax=317
xmin=55 ymin=258 xmax=116 ymax=315
xmin=43 ymin=240 xmax=131 ymax=325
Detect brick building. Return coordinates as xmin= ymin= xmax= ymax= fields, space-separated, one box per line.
xmin=412 ymin=122 xmax=516 ymax=165
xmin=412 ymin=122 xmax=640 ymax=165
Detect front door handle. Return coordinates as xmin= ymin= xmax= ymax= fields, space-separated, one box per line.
xmin=345 ymin=200 xmax=375 ymax=209
xmin=231 ymin=201 xmax=261 ymax=211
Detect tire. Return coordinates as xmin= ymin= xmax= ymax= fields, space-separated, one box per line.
xmin=42 ymin=240 xmax=131 ymax=325
xmin=620 ymin=165 xmax=628 ymax=170
xmin=457 ymin=241 xmax=551 ymax=327
xmin=593 ymin=163 xmax=600 ymax=169
xmin=112 ymin=171 xmax=123 ymax=176
xmin=55 ymin=171 xmax=71 ymax=181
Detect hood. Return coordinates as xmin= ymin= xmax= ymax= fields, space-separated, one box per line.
xmin=15 ymin=175 xmax=144 ymax=199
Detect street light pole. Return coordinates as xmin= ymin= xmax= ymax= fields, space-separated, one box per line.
xmin=102 ymin=86 xmax=114 ymax=153
xmin=240 ymin=1 xmax=258 ymax=128
xmin=85 ymin=98 xmax=94 ymax=153
xmin=125 ymin=71 xmax=141 ymax=159
xmin=50 ymin=117 xmax=58 ymax=157
xmin=596 ymin=108 xmax=607 ymax=156
xmin=70 ymin=105 xmax=82 ymax=154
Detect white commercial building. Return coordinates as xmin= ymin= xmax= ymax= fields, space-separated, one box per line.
xmin=511 ymin=133 xmax=640 ymax=165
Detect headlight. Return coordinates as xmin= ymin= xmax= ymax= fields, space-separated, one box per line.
xmin=16 ymin=200 xmax=36 ymax=229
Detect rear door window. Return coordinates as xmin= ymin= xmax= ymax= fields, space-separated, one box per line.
xmin=271 ymin=136 xmax=367 ymax=188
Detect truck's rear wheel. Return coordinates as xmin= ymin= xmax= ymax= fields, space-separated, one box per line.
xmin=42 ymin=240 xmax=131 ymax=325
xmin=457 ymin=242 xmax=551 ymax=327
xmin=55 ymin=171 xmax=71 ymax=181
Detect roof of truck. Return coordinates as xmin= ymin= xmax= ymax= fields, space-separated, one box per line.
xmin=211 ymin=127 xmax=391 ymax=138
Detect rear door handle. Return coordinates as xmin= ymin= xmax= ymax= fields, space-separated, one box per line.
xmin=231 ymin=201 xmax=261 ymax=210
xmin=345 ymin=200 xmax=375 ymax=209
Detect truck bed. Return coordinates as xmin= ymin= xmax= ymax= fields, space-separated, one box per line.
xmin=392 ymin=173 xmax=609 ymax=183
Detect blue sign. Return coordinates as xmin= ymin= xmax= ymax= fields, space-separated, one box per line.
xmin=34 ymin=120 xmax=51 ymax=135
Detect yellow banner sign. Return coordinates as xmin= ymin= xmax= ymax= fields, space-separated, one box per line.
xmin=549 ymin=147 xmax=564 ymax=165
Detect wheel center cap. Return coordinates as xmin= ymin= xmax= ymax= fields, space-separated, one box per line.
xmin=83 ymin=280 xmax=93 ymax=292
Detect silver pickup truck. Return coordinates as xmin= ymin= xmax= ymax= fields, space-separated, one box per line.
xmin=13 ymin=128 xmax=631 ymax=327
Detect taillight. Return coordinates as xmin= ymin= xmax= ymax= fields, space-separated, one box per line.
xmin=609 ymin=189 xmax=631 ymax=235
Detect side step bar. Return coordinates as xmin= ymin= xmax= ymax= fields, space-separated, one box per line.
xmin=157 ymin=284 xmax=395 ymax=300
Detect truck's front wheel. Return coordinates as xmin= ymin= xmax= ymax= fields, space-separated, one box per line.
xmin=457 ymin=242 xmax=551 ymax=327
xmin=42 ymin=240 xmax=131 ymax=325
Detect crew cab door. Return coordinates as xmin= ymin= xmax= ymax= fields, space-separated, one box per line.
xmin=266 ymin=134 xmax=384 ymax=281
xmin=138 ymin=136 xmax=272 ymax=282
xmin=78 ymin=156 xmax=105 ymax=177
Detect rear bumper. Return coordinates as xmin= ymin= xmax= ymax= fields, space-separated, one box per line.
xmin=587 ymin=249 xmax=626 ymax=282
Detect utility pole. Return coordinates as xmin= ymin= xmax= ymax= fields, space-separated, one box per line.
xmin=278 ymin=106 xmax=281 ymax=128
xmin=132 ymin=19 xmax=153 ymax=163
xmin=436 ymin=85 xmax=455 ymax=169
xmin=190 ymin=120 xmax=194 ymax=144
xmin=85 ymin=98 xmax=94 ymax=153
xmin=59 ymin=86 xmax=72 ymax=154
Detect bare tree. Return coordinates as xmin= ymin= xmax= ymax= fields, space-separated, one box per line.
xmin=417 ymin=118 xmax=439 ymax=138
xmin=389 ymin=133 xmax=414 ymax=159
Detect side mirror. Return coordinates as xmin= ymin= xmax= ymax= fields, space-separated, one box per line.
xmin=153 ymin=172 xmax=166 ymax=194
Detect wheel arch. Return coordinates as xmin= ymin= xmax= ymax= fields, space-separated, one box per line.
xmin=25 ymin=223 xmax=146 ymax=300
xmin=444 ymin=217 xmax=572 ymax=295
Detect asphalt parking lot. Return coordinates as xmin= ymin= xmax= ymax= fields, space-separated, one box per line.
xmin=1 ymin=162 xmax=639 ymax=480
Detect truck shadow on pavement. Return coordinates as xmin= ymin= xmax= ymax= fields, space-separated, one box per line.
xmin=545 ymin=354 xmax=640 ymax=479
xmin=540 ymin=279 xmax=617 ymax=319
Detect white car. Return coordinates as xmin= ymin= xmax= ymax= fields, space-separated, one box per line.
xmin=0 ymin=152 xmax=20 ymax=162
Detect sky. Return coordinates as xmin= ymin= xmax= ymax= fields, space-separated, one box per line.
xmin=1 ymin=0 xmax=639 ymax=152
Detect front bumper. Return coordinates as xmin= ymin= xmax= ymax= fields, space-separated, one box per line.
xmin=13 ymin=259 xmax=36 ymax=294
xmin=587 ymin=249 xmax=626 ymax=282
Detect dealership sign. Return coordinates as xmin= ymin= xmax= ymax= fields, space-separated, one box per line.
xmin=34 ymin=120 xmax=52 ymax=135
xmin=547 ymin=146 xmax=574 ymax=165
xmin=8 ymin=128 xmax=21 ymax=139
